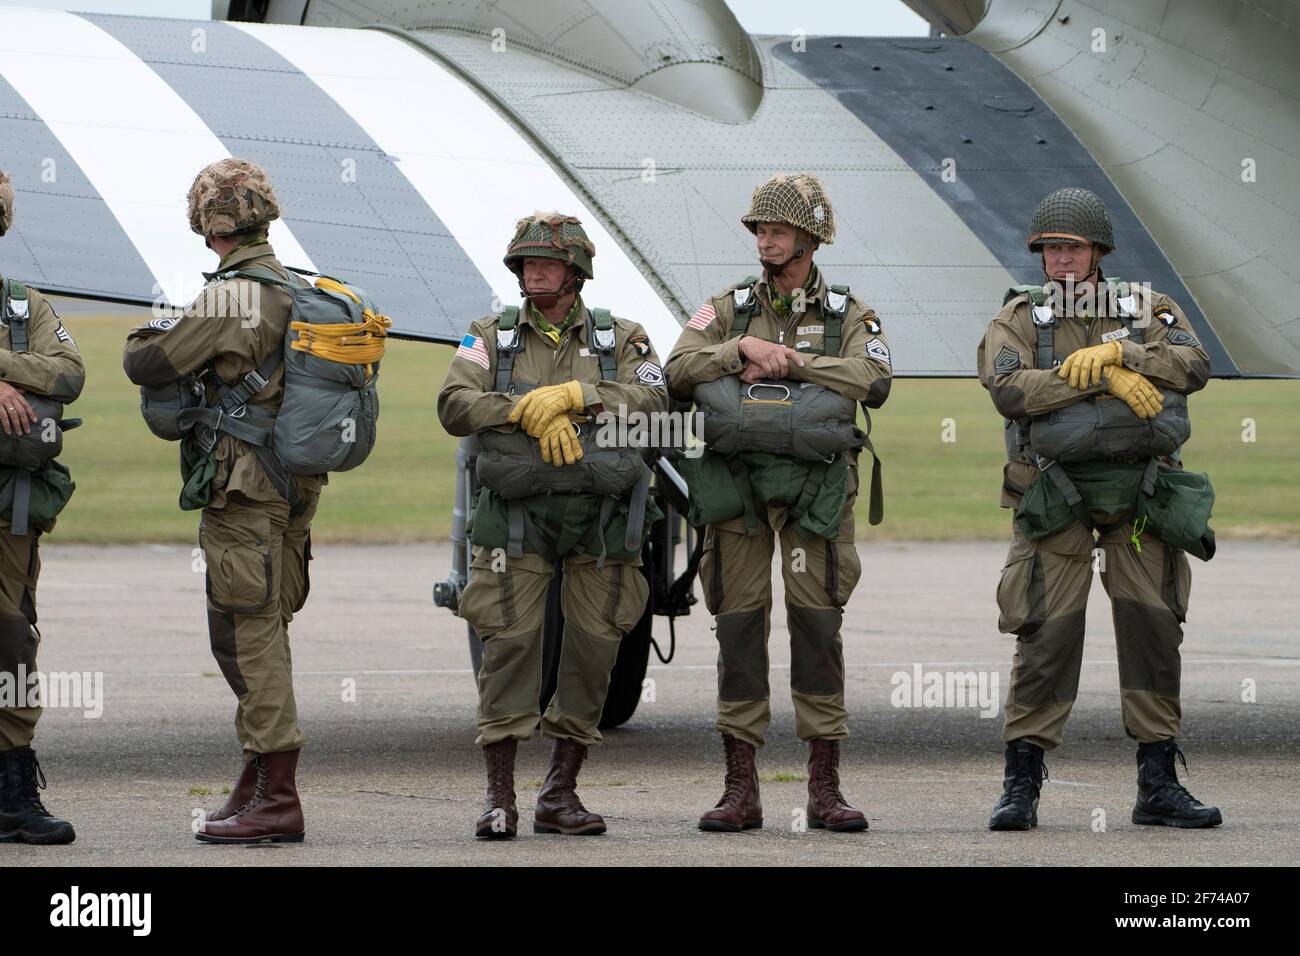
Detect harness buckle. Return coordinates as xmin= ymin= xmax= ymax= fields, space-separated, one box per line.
xmin=7 ymin=297 xmax=28 ymax=321
xmin=592 ymin=326 xmax=616 ymax=353
xmin=1031 ymin=305 xmax=1056 ymax=328
xmin=825 ymin=289 xmax=847 ymax=317
xmin=497 ymin=327 xmax=518 ymax=351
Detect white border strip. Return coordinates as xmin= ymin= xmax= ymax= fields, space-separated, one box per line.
xmin=0 ymin=9 xmax=315 ymax=306
xmin=234 ymin=21 xmax=681 ymax=353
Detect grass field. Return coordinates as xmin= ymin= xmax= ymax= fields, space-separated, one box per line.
xmin=44 ymin=312 xmax=1300 ymax=543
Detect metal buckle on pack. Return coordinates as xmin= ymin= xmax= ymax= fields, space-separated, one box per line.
xmin=746 ymin=382 xmax=790 ymax=401
xmin=7 ymin=297 xmax=28 ymax=320
xmin=825 ymin=289 xmax=847 ymax=316
xmin=592 ymin=326 xmax=616 ymax=353
xmin=228 ymin=405 xmax=247 ymax=420
xmin=497 ymin=328 xmax=518 ymax=351
xmin=1031 ymin=305 xmax=1056 ymax=327
xmin=733 ymin=286 xmax=753 ymax=310
xmin=243 ymin=370 xmax=268 ymax=392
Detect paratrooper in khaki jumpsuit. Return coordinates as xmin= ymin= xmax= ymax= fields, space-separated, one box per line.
xmin=0 ymin=170 xmax=84 ymax=844
xmin=438 ymin=213 xmax=668 ymax=838
xmin=978 ymin=187 xmax=1221 ymax=831
xmin=124 ymin=159 xmax=324 ymax=844
xmin=665 ymin=174 xmax=892 ymax=832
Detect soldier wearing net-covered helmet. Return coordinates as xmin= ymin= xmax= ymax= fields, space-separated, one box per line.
xmin=438 ymin=212 xmax=668 ymax=840
xmin=123 ymin=158 xmax=325 ymax=845
xmin=976 ymin=186 xmax=1220 ymax=832
xmin=665 ymin=173 xmax=892 ymax=834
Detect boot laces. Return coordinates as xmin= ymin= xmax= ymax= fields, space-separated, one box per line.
xmin=13 ymin=751 xmax=52 ymax=815
xmin=811 ymin=748 xmax=847 ymax=806
xmin=719 ymin=741 xmax=751 ymax=805
xmin=1007 ymin=749 xmax=1047 ymax=801
xmin=1147 ymin=745 xmax=1197 ymax=808
xmin=235 ymin=756 xmax=268 ymax=816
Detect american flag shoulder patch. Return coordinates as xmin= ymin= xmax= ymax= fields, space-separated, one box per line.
xmin=455 ymin=333 xmax=491 ymax=370
xmin=687 ymin=302 xmax=716 ymax=330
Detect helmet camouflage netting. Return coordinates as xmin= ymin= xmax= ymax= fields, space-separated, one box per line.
xmin=503 ymin=211 xmax=596 ymax=280
xmin=742 ymin=173 xmax=835 ymax=245
xmin=1027 ymin=186 xmax=1115 ymax=254
xmin=187 ymin=158 xmax=281 ymax=237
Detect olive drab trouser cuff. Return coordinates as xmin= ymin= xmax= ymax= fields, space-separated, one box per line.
xmin=461 ymin=548 xmax=648 ymax=749
xmin=996 ymin=521 xmax=1188 ymax=750
xmin=201 ymin=486 xmax=320 ymax=756
xmin=702 ymin=495 xmax=860 ymax=748
xmin=0 ymin=527 xmax=41 ymax=750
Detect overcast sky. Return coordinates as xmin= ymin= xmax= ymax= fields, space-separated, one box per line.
xmin=0 ymin=0 xmax=930 ymax=35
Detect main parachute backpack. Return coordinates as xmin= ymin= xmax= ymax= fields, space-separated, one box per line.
xmin=233 ymin=267 xmax=392 ymax=474
xmin=137 ymin=267 xmax=390 ymax=510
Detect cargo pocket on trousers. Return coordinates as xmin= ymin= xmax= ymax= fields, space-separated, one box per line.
xmin=608 ymin=564 xmax=650 ymax=636
xmin=995 ymin=537 xmax=1046 ymax=636
xmin=459 ymin=556 xmax=520 ymax=636
xmin=200 ymin=512 xmax=274 ymax=614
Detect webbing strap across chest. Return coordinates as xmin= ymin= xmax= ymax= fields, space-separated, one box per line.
xmin=725 ymin=276 xmax=844 ymax=358
xmin=722 ymin=276 xmax=882 ymax=527
xmin=1006 ymin=279 xmax=1146 ymax=371
xmin=2 ymin=278 xmax=30 ymax=353
xmin=493 ymin=304 xmax=619 ymax=393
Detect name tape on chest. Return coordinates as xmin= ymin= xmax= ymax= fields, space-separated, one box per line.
xmin=1101 ymin=327 xmax=1130 ymax=344
xmin=796 ymin=325 xmax=824 ymax=336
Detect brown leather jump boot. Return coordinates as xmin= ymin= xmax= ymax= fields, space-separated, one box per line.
xmin=806 ymin=738 xmax=867 ymax=832
xmin=196 ymin=750 xmax=305 ymax=844
xmin=698 ymin=733 xmax=762 ymax=832
xmin=533 ymin=738 xmax=605 ymax=835
xmin=475 ymin=738 xmax=519 ymax=839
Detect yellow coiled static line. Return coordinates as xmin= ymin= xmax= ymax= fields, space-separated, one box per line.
xmin=290 ymin=276 xmax=393 ymax=376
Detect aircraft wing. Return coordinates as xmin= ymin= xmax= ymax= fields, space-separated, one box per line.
xmin=0 ymin=1 xmax=1292 ymax=376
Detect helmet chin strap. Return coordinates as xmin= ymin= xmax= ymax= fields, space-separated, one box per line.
xmin=762 ymin=244 xmax=807 ymax=279
xmin=1040 ymin=250 xmax=1100 ymax=292
xmin=520 ymin=269 xmax=582 ymax=311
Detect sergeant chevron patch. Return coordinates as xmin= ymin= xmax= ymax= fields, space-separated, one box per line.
xmin=993 ymin=344 xmax=1021 ymax=375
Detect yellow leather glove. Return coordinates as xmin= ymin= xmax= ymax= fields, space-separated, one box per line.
xmin=509 ymin=380 xmax=585 ymax=437
xmin=537 ymin=413 xmax=583 ymax=466
xmin=1058 ymin=339 xmax=1123 ymax=389
xmin=1104 ymin=366 xmax=1164 ymax=419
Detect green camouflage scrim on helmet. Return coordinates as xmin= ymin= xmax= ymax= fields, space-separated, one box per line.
xmin=0 ymin=170 xmax=13 ymax=238
xmin=1027 ymin=186 xmax=1115 ymax=254
xmin=742 ymin=173 xmax=835 ymax=245
xmin=503 ymin=212 xmax=596 ymax=280
xmin=187 ymin=158 xmax=281 ymax=237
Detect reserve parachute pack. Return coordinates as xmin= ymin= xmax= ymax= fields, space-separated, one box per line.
xmin=1002 ymin=277 xmax=1191 ymax=463
xmin=140 ymin=266 xmax=390 ymax=504
xmin=0 ymin=277 xmax=80 ymax=534
xmin=682 ymin=278 xmax=883 ymax=536
xmin=1003 ymin=279 xmax=1212 ymax=557
xmin=473 ymin=305 xmax=655 ymax=564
